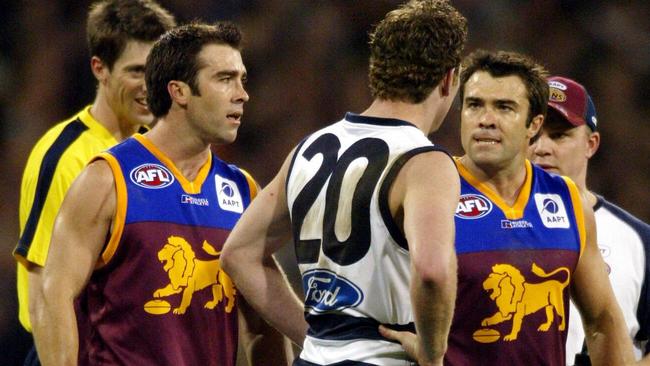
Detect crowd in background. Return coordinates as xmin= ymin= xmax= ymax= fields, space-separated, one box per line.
xmin=0 ymin=1 xmax=648 ymax=363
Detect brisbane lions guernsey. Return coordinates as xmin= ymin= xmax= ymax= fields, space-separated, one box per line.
xmin=75 ymin=134 xmax=256 ymax=366
xmin=447 ymin=159 xmax=585 ymax=366
xmin=287 ymin=112 xmax=448 ymax=365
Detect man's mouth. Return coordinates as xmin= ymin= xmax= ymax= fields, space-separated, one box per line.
xmin=535 ymin=163 xmax=557 ymax=171
xmin=227 ymin=112 xmax=242 ymax=121
xmin=135 ymin=97 xmax=148 ymax=107
xmin=474 ymin=137 xmax=500 ymax=145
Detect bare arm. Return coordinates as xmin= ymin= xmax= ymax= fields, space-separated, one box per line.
xmin=27 ymin=267 xmax=45 ymax=331
xmin=238 ymin=296 xmax=294 ymax=365
xmin=381 ymin=151 xmax=459 ymax=366
xmin=221 ymin=150 xmax=308 ymax=347
xmin=31 ymin=160 xmax=115 ymax=366
xmin=571 ymin=194 xmax=636 ymax=365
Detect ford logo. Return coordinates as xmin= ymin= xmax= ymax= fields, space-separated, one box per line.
xmin=302 ymin=269 xmax=363 ymax=313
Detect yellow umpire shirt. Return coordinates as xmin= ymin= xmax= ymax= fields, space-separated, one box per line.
xmin=14 ymin=106 xmax=120 ymax=332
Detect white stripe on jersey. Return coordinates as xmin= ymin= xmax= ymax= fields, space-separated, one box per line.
xmin=566 ymin=197 xmax=647 ymax=364
xmin=301 ymin=335 xmax=416 ymax=365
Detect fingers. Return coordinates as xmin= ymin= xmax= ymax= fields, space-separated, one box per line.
xmin=379 ymin=325 xmax=420 ymax=362
xmin=379 ymin=324 xmax=418 ymax=345
xmin=378 ymin=324 xmax=402 ymax=342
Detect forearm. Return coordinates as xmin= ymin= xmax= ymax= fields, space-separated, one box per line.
xmin=411 ymin=260 xmax=457 ymax=365
xmin=584 ymin=310 xmax=635 ymax=366
xmin=229 ymin=256 xmax=307 ymax=346
xmin=32 ymin=286 xmax=79 ymax=365
xmin=243 ymin=325 xmax=294 ymax=366
xmin=239 ymin=294 xmax=295 ymax=366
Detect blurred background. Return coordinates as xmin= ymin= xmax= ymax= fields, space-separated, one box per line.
xmin=1 ymin=1 xmax=648 ymax=363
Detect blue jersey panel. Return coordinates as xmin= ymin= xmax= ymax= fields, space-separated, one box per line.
xmin=108 ymin=138 xmax=251 ymax=230
xmin=455 ymin=166 xmax=581 ymax=255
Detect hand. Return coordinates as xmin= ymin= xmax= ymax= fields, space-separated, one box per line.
xmin=378 ymin=325 xmax=443 ymax=366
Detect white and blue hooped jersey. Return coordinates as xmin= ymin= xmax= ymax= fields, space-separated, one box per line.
xmin=566 ymin=196 xmax=650 ymax=365
xmin=286 ymin=112 xmax=447 ymax=365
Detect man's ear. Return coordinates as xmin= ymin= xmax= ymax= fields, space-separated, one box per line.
xmin=90 ymin=56 xmax=108 ymax=84
xmin=440 ymin=68 xmax=456 ymax=97
xmin=168 ymin=80 xmax=191 ymax=107
xmin=586 ymin=131 xmax=600 ymax=159
xmin=527 ymin=114 xmax=544 ymax=140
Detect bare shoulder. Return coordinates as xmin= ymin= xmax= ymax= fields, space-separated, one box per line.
xmin=73 ymin=159 xmax=115 ymax=190
xmin=389 ymin=150 xmax=459 ymax=214
xmin=404 ymin=150 xmax=456 ymax=175
xmin=62 ymin=159 xmax=116 ymax=215
xmin=399 ymin=150 xmax=458 ymax=191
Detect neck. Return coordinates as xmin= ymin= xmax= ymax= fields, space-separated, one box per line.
xmin=91 ymin=93 xmax=139 ymax=141
xmin=568 ymin=167 xmax=598 ymax=208
xmin=583 ymin=189 xmax=598 ymax=209
xmin=144 ymin=113 xmax=211 ymax=181
xmin=361 ymin=93 xmax=443 ymax=135
xmin=459 ymin=154 xmax=529 ymax=206
xmin=577 ymin=178 xmax=598 ymax=209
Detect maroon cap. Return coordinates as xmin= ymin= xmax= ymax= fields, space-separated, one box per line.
xmin=547 ymin=76 xmax=597 ymax=131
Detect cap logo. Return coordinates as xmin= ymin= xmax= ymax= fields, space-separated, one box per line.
xmin=549 ymin=88 xmax=566 ymax=103
xmin=548 ymin=80 xmax=567 ymax=90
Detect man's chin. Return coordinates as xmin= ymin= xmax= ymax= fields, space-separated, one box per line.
xmin=131 ymin=114 xmax=155 ymax=127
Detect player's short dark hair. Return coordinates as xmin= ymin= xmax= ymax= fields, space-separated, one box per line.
xmin=87 ymin=0 xmax=176 ymax=70
xmin=368 ymin=0 xmax=468 ymax=103
xmin=460 ymin=50 xmax=549 ymax=127
xmin=145 ymin=22 xmax=243 ymax=118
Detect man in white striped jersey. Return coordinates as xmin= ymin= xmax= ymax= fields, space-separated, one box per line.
xmin=222 ymin=1 xmax=468 ymax=365
xmin=529 ymin=76 xmax=650 ymax=365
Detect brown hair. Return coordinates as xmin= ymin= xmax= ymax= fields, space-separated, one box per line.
xmin=460 ymin=50 xmax=549 ymax=126
xmin=145 ymin=22 xmax=243 ymax=118
xmin=87 ymin=0 xmax=176 ymax=70
xmin=368 ymin=0 xmax=467 ymax=103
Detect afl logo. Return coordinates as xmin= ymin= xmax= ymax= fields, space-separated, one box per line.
xmin=130 ymin=164 xmax=174 ymax=189
xmin=455 ymin=194 xmax=493 ymax=219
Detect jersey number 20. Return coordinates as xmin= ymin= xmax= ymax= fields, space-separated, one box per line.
xmin=291 ymin=133 xmax=389 ymax=266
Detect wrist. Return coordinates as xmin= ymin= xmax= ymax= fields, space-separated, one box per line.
xmin=417 ymin=347 xmax=444 ymax=366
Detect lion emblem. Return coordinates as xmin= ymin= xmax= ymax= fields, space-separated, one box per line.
xmin=481 ymin=263 xmax=570 ymax=341
xmin=153 ymin=236 xmax=236 ymax=314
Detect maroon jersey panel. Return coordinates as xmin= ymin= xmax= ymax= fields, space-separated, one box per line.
xmin=76 ymin=222 xmax=238 ymax=366
xmin=445 ymin=249 xmax=579 ymax=366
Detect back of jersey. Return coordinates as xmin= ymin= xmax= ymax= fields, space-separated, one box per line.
xmin=286 ymin=112 xmax=440 ymax=365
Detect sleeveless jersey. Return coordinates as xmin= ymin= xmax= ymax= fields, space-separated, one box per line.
xmin=286 ymin=112 xmax=446 ymax=365
xmin=447 ymin=159 xmax=585 ymax=366
xmin=75 ymin=134 xmax=256 ymax=366
xmin=566 ymin=196 xmax=650 ymax=364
